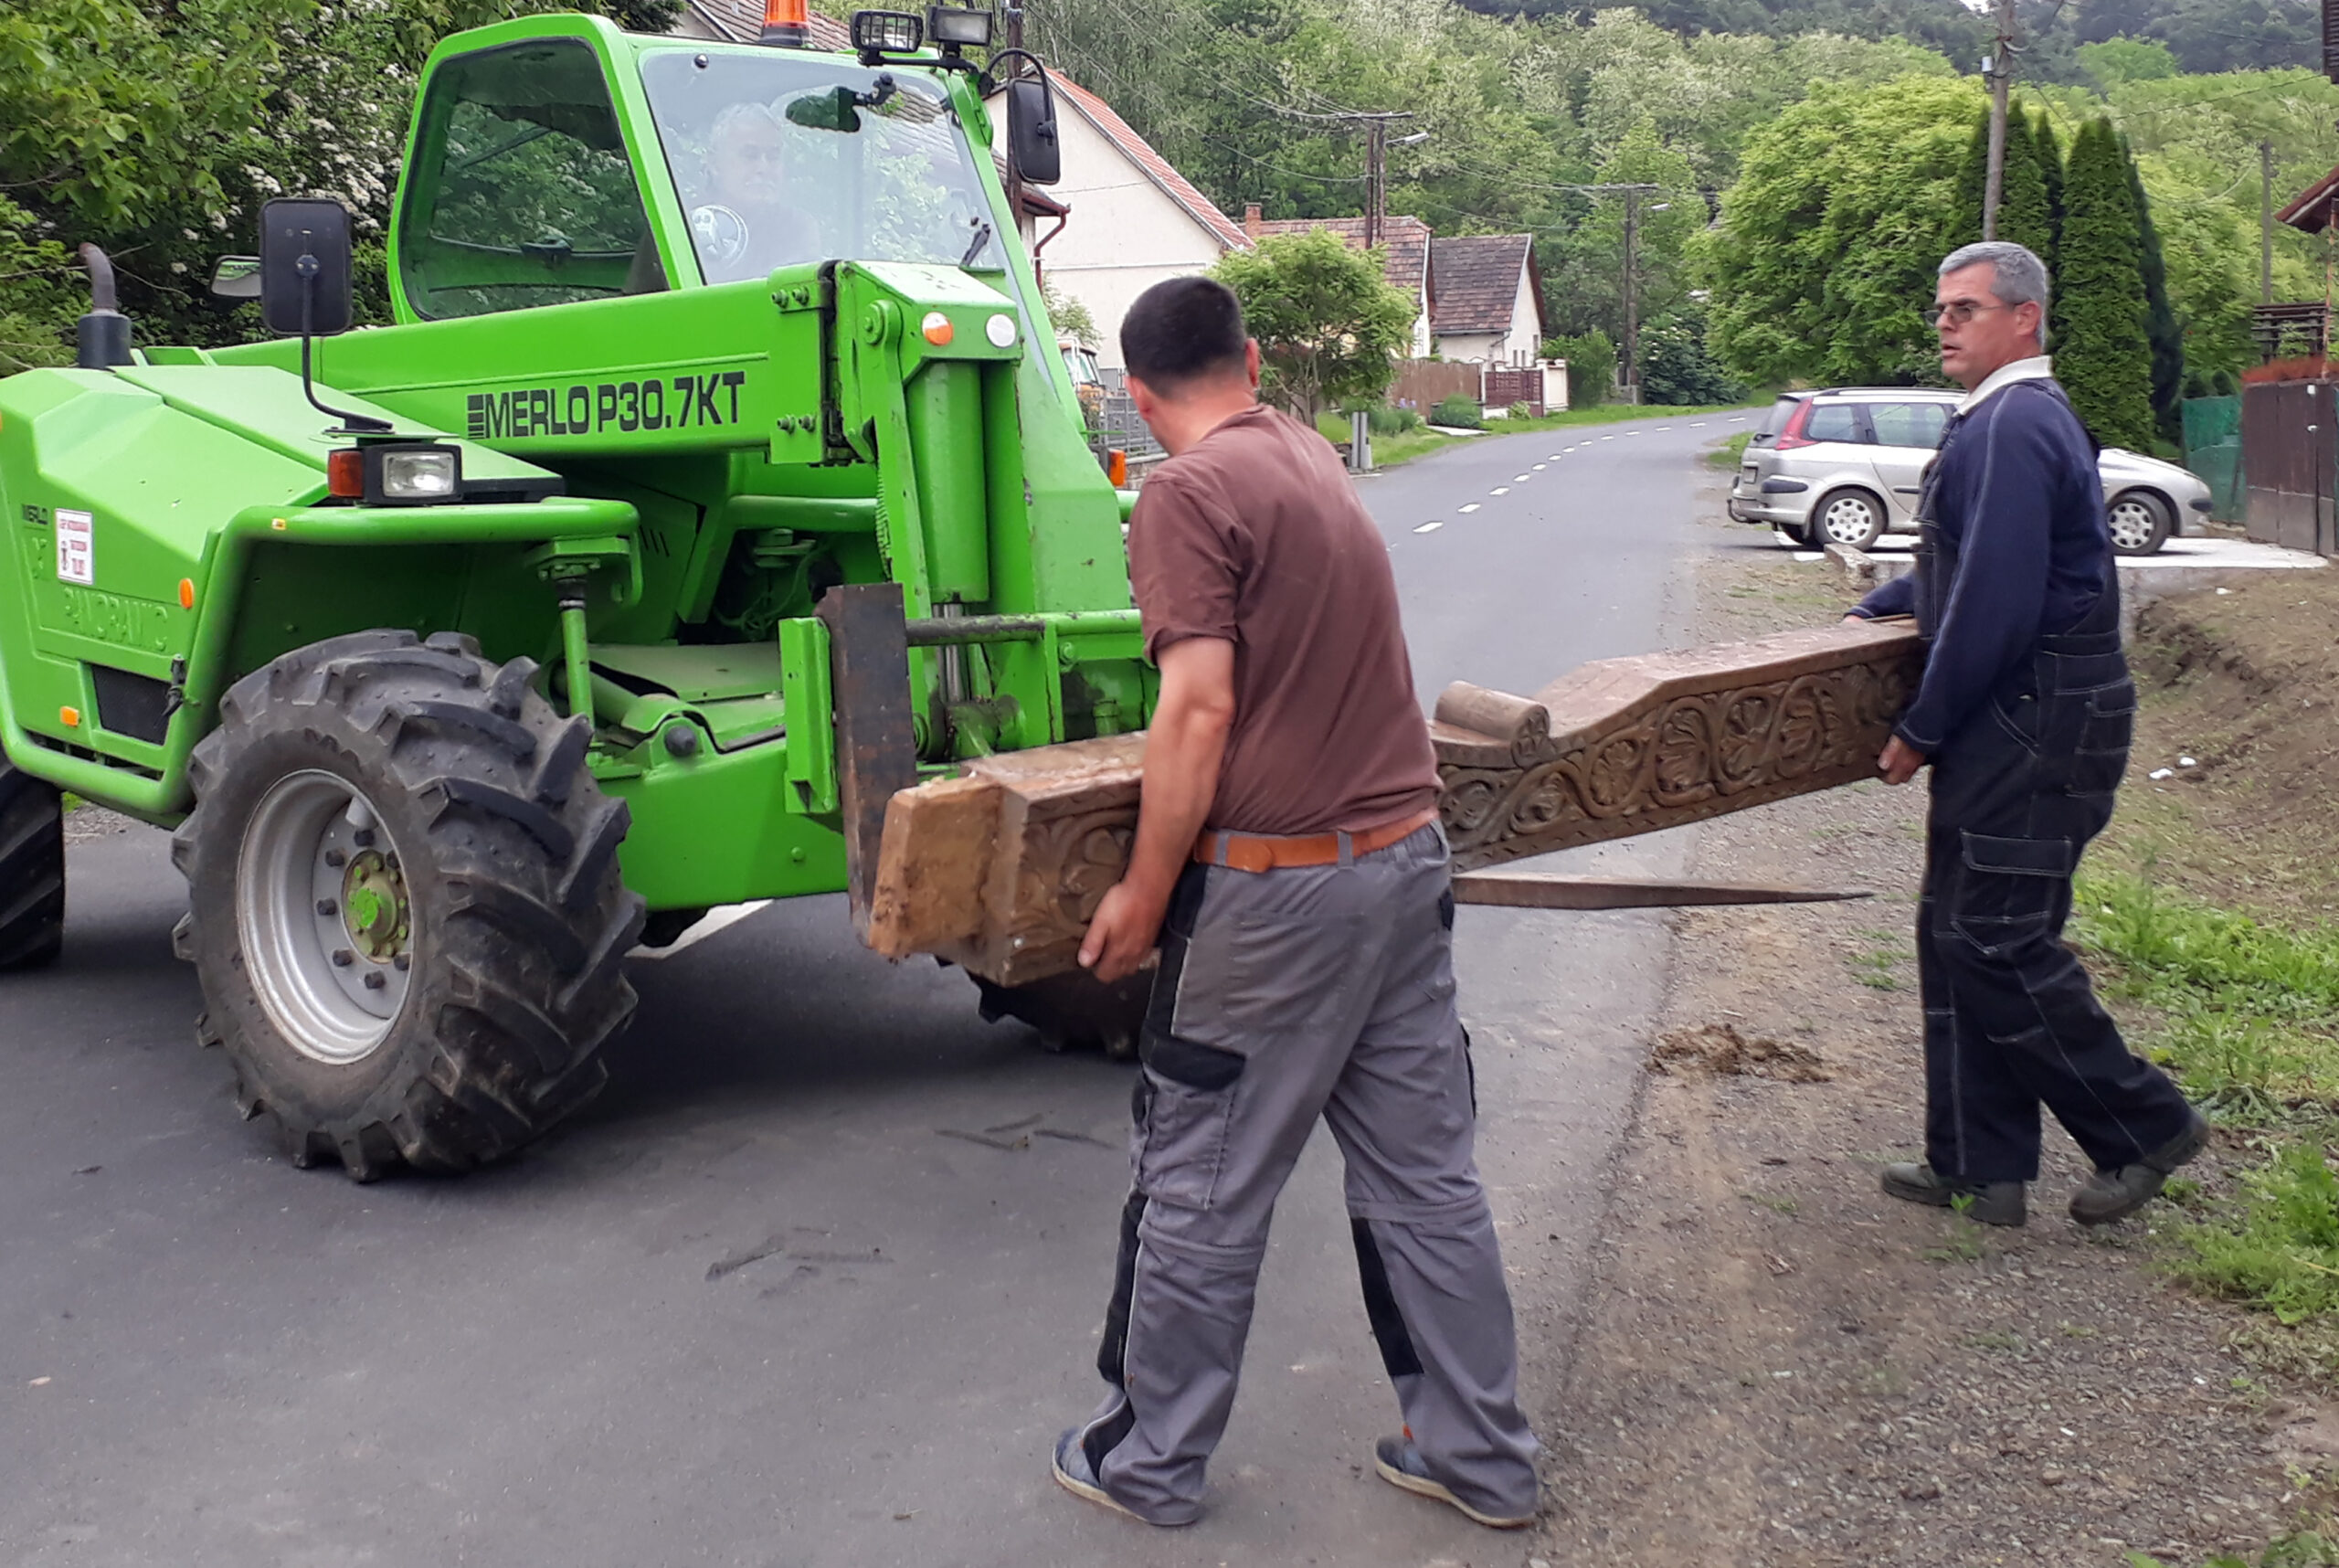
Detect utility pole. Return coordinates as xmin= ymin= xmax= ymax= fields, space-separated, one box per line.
xmin=1982 ymin=0 xmax=2016 ymax=240
xmin=2262 ymin=140 xmax=2277 ymax=304
xmin=1002 ymin=5 xmax=1026 ymax=223
xmin=1622 ymin=187 xmax=1640 ymax=402
xmin=1269 ymin=106 xmax=1413 ymax=249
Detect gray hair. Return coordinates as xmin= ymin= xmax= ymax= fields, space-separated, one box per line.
xmin=1939 ymin=241 xmax=2051 ymax=342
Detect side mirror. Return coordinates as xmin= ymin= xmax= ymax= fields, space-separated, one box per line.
xmin=208 ymin=256 xmax=263 ymax=301
xmin=1006 ymin=75 xmax=1059 ymax=186
xmin=259 ymin=197 xmax=354 ymax=337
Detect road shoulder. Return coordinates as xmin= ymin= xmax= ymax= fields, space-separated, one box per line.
xmin=1531 ymin=498 xmax=2339 ymax=1566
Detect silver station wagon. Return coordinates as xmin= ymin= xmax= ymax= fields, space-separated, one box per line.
xmin=1726 ymin=387 xmax=2216 ymax=556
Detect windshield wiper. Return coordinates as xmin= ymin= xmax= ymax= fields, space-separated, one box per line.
xmin=960 ymin=218 xmax=993 ymax=268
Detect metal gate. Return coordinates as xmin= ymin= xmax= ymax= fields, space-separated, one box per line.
xmin=2240 ymin=380 xmax=2339 ymax=556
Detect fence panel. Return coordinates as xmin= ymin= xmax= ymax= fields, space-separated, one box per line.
xmin=2179 ymin=394 xmax=2242 ymax=522
xmin=1390 ymin=360 xmax=1481 ymax=415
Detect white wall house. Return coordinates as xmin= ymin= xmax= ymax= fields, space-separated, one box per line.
xmin=1429 ymin=235 xmax=1546 ymax=366
xmin=986 ymin=79 xmax=1252 ymax=369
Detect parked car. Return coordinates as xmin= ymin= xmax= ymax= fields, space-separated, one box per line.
xmin=1725 ymin=387 xmax=2217 ymax=556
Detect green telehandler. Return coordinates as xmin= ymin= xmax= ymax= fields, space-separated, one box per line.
xmin=0 ymin=5 xmax=1150 ymax=1179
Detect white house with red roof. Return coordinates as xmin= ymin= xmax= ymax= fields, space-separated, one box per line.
xmin=985 ymin=77 xmax=1253 ymax=370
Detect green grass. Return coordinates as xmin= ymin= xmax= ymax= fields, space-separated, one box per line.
xmin=2071 ymin=874 xmax=2339 ymax=1340
xmin=1706 ymin=430 xmax=1754 ymax=470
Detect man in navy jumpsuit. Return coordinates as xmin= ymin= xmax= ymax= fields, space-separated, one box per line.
xmin=1847 ymin=241 xmax=2207 ymax=1229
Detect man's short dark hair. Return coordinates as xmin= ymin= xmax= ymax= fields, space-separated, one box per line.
xmin=1120 ymin=276 xmax=1247 ymax=392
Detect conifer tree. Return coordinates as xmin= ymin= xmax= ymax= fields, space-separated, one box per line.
xmin=1952 ymin=110 xmax=1989 ymax=244
xmin=2029 ymin=109 xmax=2064 ymax=273
xmin=2051 ymin=119 xmax=2157 ymax=452
xmin=2121 ymin=132 xmax=2185 ymax=444
xmin=1995 ymin=111 xmax=2054 ymax=263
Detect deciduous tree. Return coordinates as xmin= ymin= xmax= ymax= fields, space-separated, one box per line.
xmin=1212 ymin=227 xmax=1413 ymax=424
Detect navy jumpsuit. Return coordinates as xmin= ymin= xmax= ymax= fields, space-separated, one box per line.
xmin=1853 ymin=374 xmax=2196 ymax=1183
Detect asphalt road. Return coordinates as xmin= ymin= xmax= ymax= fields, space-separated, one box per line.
xmin=1 ymin=409 xmax=1752 ymax=1568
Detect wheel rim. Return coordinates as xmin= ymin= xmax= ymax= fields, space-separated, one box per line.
xmin=1820 ymin=496 xmax=1876 ymax=545
xmin=2108 ymin=497 xmax=2158 ymax=551
xmin=238 ymin=771 xmax=414 ymax=1065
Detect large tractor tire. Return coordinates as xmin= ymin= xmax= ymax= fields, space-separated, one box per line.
xmin=172 ymin=630 xmax=645 ymax=1181
xmin=975 ymin=969 xmax=1151 ymax=1061
xmin=0 ymin=756 xmax=66 ymax=971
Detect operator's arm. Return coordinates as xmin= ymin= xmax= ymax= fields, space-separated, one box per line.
xmin=1889 ymin=397 xmax=2057 ymax=755
xmin=1078 ymin=637 xmax=1235 ymax=983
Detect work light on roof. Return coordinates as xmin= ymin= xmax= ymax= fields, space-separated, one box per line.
xmin=850 ymin=9 xmax=923 ymax=55
xmin=926 ymin=5 xmax=994 ymax=49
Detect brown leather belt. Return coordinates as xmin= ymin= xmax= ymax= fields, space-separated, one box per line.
xmin=1192 ymin=806 xmax=1441 ymax=874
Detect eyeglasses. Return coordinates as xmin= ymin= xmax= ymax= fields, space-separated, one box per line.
xmin=1921 ymin=302 xmax=2012 ymax=329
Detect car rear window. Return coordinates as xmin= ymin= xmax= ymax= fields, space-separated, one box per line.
xmin=1867 ymin=401 xmax=1951 ymax=450
xmin=1752 ymin=395 xmax=1804 ymax=446
xmin=1805 ymin=402 xmax=1863 ymax=443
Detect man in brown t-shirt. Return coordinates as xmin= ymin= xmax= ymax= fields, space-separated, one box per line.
xmin=1050 ymin=277 xmax=1540 ymax=1531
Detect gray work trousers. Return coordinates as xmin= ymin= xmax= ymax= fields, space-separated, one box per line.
xmin=1075 ymin=823 xmax=1540 ymax=1525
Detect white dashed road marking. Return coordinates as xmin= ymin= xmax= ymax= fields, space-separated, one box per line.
xmin=1458 ymin=503 xmax=1480 ymax=514
xmin=1512 ymin=474 xmax=1531 ymax=482
xmin=1489 ymin=487 xmax=1509 ymax=495
xmin=1413 ymin=521 xmax=1443 ymax=534
xmin=1532 ymin=463 xmax=1547 ymax=470
xmin=1727 ymin=415 xmax=1747 ymax=422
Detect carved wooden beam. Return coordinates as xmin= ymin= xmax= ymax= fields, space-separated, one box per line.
xmin=863 ymin=620 xmax=1921 ymax=985
xmin=1434 ymin=619 xmax=1921 ymax=870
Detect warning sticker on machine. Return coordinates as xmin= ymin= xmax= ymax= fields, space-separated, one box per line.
xmin=55 ymin=508 xmax=92 ymax=585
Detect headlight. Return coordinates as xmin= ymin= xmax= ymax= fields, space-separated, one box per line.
xmin=851 ymin=8 xmax=923 ymax=52
xmin=380 ymin=448 xmax=459 ymax=500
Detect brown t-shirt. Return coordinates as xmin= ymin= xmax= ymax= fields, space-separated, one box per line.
xmin=1127 ymin=404 xmax=1439 ymax=835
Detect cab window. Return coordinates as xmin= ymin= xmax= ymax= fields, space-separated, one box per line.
xmin=398 ymin=39 xmax=663 ymax=320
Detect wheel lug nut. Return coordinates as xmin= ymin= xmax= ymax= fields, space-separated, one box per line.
xmin=393 ymin=954 xmax=410 ymax=972
xmin=331 ymin=948 xmax=354 ymax=967
xmin=354 ymin=829 xmax=376 ymax=848
xmin=362 ymin=971 xmax=386 ymax=991
xmin=324 ymin=849 xmax=347 ymax=868
xmin=316 ymin=898 xmax=337 ymax=916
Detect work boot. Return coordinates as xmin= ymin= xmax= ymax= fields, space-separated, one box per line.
xmin=1371 ymin=1435 xmax=1535 ymax=1530
xmin=1879 ymin=1162 xmax=2027 ymax=1226
xmin=2070 ymin=1108 xmax=2213 ymax=1227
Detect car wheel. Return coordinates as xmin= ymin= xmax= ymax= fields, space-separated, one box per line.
xmin=1811 ymin=489 xmax=1887 ymax=551
xmin=2106 ymin=490 xmax=2174 ymax=556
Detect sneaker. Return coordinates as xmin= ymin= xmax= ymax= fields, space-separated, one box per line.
xmin=1371 ymin=1436 xmax=1535 ymax=1530
xmin=2070 ymin=1109 xmax=2212 ymax=1227
xmin=1050 ymin=1427 xmax=1157 ymax=1525
xmin=1879 ymin=1162 xmax=2027 ymax=1226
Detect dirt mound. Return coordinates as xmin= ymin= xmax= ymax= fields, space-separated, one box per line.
xmin=1651 ymin=1022 xmax=1832 ymax=1082
xmin=2116 ymin=567 xmax=2339 ymax=921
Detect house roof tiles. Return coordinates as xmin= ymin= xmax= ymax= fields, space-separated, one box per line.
xmin=683 ymin=0 xmax=855 ymax=49
xmin=1429 ymin=234 xmax=1541 ymax=336
xmin=1249 ymin=214 xmax=1432 ymax=302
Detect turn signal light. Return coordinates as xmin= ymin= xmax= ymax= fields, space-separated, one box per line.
xmin=1106 ymin=449 xmax=1127 ymax=487
xmin=921 ymin=311 xmax=955 ymax=346
xmin=327 ymin=447 xmax=365 ymax=499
